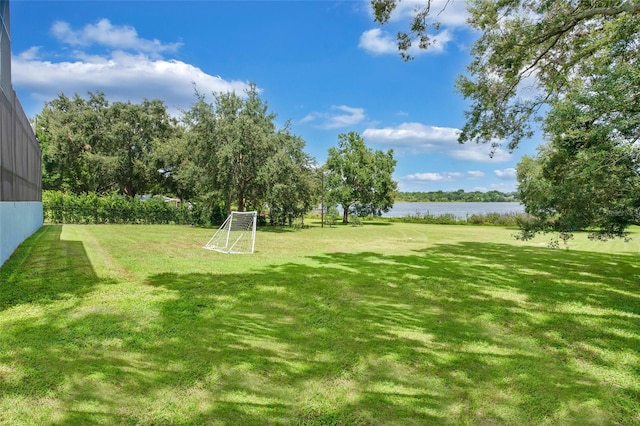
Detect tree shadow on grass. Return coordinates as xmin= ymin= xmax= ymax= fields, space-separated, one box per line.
xmin=0 ymin=225 xmax=101 ymax=310
xmin=0 ymin=225 xmax=127 ymax=424
xmin=361 ymin=221 xmax=392 ymax=226
xmin=1 ymin=233 xmax=639 ymax=424
xmin=138 ymin=243 xmax=638 ymax=424
xmin=258 ymin=226 xmax=298 ymax=234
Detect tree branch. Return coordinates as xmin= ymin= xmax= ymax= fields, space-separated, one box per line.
xmin=530 ymin=3 xmax=640 ymax=45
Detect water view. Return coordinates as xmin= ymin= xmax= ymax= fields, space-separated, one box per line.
xmin=381 ymin=202 xmax=525 ymax=219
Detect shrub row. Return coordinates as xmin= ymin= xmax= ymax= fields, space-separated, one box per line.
xmin=388 ymin=211 xmax=529 ymax=226
xmin=43 ymin=191 xmax=194 ymax=225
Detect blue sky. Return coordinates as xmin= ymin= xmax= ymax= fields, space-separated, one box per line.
xmin=10 ymin=0 xmax=541 ymax=192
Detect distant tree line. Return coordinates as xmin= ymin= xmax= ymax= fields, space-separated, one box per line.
xmin=396 ymin=190 xmax=519 ymax=203
xmin=36 ymin=86 xmax=397 ymax=226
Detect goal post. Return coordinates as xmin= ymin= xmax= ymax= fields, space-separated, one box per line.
xmin=203 ymin=211 xmax=257 ymax=254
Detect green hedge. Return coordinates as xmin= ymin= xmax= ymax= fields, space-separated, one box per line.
xmin=43 ymin=191 xmax=195 ymax=225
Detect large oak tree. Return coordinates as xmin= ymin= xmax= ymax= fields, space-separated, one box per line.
xmin=179 ymin=84 xmax=316 ymax=221
xmin=37 ymin=92 xmax=176 ymax=198
xmin=325 ymin=131 xmax=397 ymax=224
xmin=517 ymin=57 xmax=640 ymax=240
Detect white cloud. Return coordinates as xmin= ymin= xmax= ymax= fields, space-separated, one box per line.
xmin=17 ymin=46 xmax=41 ymax=61
xmin=13 ymin=51 xmax=250 ymax=115
xmin=359 ymin=0 xmax=468 ymax=56
xmin=474 ymin=182 xmax=517 ymax=192
xmin=384 ymin=0 xmax=470 ymax=27
xmin=494 ymin=168 xmax=517 ymax=179
xmin=363 ymin=122 xmax=512 ymax=162
xmin=51 ymin=19 xmax=182 ymax=55
xmin=327 ymin=105 xmax=366 ymax=128
xmin=467 ymin=170 xmax=485 ymax=178
xmin=299 ymin=112 xmax=321 ymax=125
xmin=450 ymin=144 xmax=512 ymax=162
xmin=429 ymin=29 xmax=454 ymax=54
xmin=516 ymin=69 xmax=542 ymax=101
xmin=359 ymin=28 xmax=453 ymax=56
xmin=359 ymin=28 xmax=396 ymax=55
xmin=298 ymin=105 xmax=366 ymax=129
xmin=404 ymin=170 xmax=485 ymax=182
xmin=13 ymin=19 xmax=250 ymax=116
xmin=406 ymin=172 xmax=448 ymax=182
xmin=364 ymin=122 xmax=459 ymax=145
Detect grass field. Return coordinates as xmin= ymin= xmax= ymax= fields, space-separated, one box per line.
xmin=1 ymin=222 xmax=639 ymax=425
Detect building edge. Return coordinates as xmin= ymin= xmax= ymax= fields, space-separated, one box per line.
xmin=0 ymin=0 xmax=43 ymax=268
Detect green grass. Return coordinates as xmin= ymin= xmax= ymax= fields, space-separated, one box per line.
xmin=1 ymin=222 xmax=639 ymax=425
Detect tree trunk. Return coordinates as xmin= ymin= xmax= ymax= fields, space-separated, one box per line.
xmin=225 ymin=195 xmax=232 ymax=216
xmin=342 ymin=208 xmax=349 ymax=224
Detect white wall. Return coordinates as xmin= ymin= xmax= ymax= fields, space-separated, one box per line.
xmin=0 ymin=201 xmax=43 ymax=266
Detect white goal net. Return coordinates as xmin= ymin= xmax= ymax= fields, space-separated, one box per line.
xmin=203 ymin=211 xmax=257 ymax=254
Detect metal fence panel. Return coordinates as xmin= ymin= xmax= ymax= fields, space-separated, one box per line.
xmin=0 ymin=87 xmax=41 ymax=201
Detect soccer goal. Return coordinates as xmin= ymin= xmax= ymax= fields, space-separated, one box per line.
xmin=203 ymin=211 xmax=257 ymax=254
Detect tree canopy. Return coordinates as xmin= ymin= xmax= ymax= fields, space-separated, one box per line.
xmin=373 ymin=0 xmax=640 ymax=238
xmin=37 ymin=92 xmax=177 ymax=198
xmin=325 ymin=131 xmax=397 ymax=224
xmin=517 ymin=66 xmax=640 ymax=241
xmin=372 ymin=0 xmax=640 ymax=150
xmin=173 ymin=84 xmax=318 ymax=223
xmin=36 ymin=86 xmax=318 ymax=226
xmin=259 ymin=127 xmax=317 ymax=226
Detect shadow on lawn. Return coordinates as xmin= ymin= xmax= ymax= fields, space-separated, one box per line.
xmin=0 ymin=225 xmax=129 ymax=423
xmin=141 ymin=243 xmax=639 ymax=424
xmin=0 ymin=225 xmax=100 ymax=310
xmin=257 ymin=226 xmax=298 ymax=233
xmin=1 ymin=231 xmax=639 ymax=424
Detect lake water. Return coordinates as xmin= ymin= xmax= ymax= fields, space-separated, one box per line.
xmin=381 ymin=202 xmax=525 ymax=218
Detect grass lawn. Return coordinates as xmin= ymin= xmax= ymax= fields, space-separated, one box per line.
xmin=1 ymin=222 xmax=639 ymax=425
